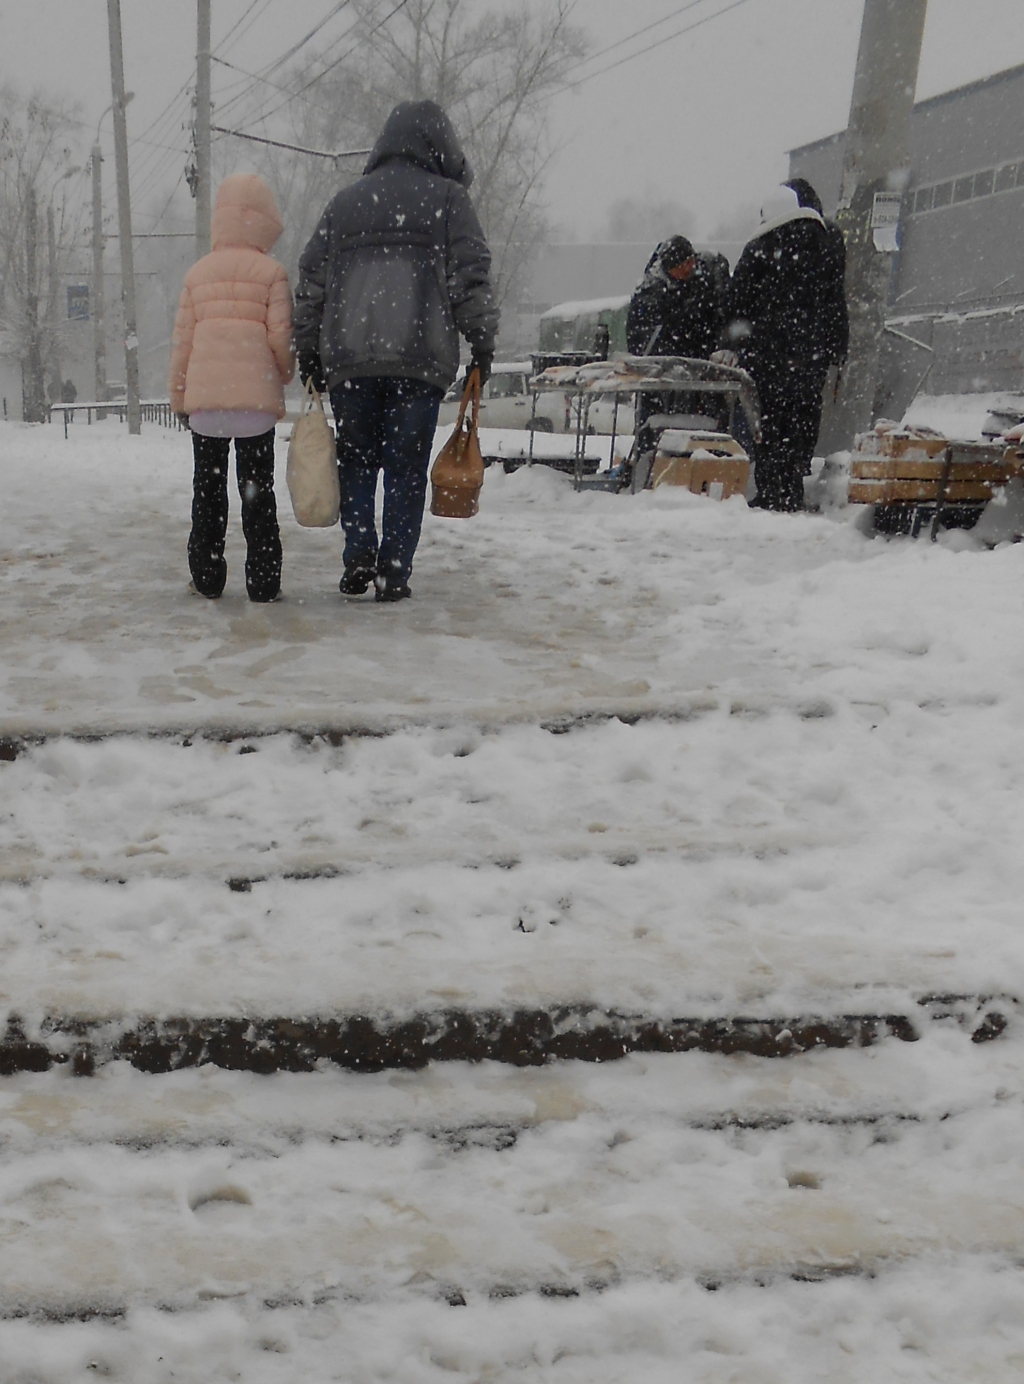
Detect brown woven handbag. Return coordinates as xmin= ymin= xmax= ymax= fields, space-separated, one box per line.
xmin=430 ymin=369 xmax=484 ymax=518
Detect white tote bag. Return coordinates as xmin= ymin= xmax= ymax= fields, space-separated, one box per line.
xmin=286 ymin=381 xmax=340 ymax=527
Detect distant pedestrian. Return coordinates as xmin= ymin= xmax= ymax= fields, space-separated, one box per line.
xmin=168 ymin=174 xmax=294 ymax=602
xmin=626 ymin=235 xmax=725 ymax=457
xmin=719 ymin=182 xmax=848 ymax=511
xmin=59 ymin=378 xmax=77 ymax=427
xmin=294 ymin=99 xmax=498 ymax=602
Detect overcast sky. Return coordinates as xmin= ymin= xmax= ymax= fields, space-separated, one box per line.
xmin=1 ymin=0 xmax=1022 ymax=241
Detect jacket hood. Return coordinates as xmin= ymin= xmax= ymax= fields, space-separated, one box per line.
xmin=751 ymin=184 xmax=824 ymax=240
xmin=364 ymin=100 xmax=473 ymax=187
xmin=638 ymin=236 xmax=700 ymax=291
xmin=211 ymin=174 xmax=284 ymax=252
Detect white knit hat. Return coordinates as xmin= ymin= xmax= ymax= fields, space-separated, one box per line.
xmin=754 ymin=184 xmax=824 ymax=239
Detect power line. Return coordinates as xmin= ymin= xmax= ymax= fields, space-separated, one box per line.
xmin=212 ymin=0 xmax=353 ymax=127
xmin=213 ymin=0 xmax=264 ymax=54
xmin=560 ymin=0 xmax=756 ymax=91
xmin=253 ymin=0 xmax=411 ymax=124
xmin=573 ymin=0 xmax=719 ymax=71
xmin=210 ymin=44 xmax=361 ymax=132
xmin=140 ymin=168 xmax=187 ymax=235
xmin=211 ymin=125 xmax=369 ymax=161
xmin=258 ymin=0 xmax=352 ymax=79
xmin=214 ymin=0 xmax=276 ymax=60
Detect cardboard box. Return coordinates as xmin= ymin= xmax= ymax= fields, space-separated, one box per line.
xmin=651 ymin=432 xmax=750 ymax=499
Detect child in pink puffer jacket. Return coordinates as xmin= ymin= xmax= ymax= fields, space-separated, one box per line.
xmin=169 ymin=174 xmax=295 ymax=601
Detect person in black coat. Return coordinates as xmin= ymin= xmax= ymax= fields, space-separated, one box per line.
xmin=295 ymin=100 xmax=498 ymax=601
xmin=720 ymin=183 xmax=848 ymax=511
xmin=626 ymin=236 xmax=725 ymax=455
xmin=785 ymin=177 xmax=849 ymax=371
xmin=626 ymin=235 xmax=723 ymax=359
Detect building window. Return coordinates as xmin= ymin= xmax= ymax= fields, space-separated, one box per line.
xmin=994 ymin=163 xmax=1017 ymax=193
xmin=909 ymin=158 xmax=1024 ymax=215
xmin=952 ymin=175 xmax=973 ymax=203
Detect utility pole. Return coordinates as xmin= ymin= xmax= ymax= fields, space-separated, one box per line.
xmin=91 ymin=145 xmax=108 ymax=411
xmin=195 ymin=0 xmax=212 ymax=258
xmin=23 ymin=185 xmax=46 ymax=423
xmin=831 ymin=0 xmax=928 ymax=445
xmin=46 ymin=203 xmax=62 ymax=402
xmin=106 ymin=0 xmax=141 ymax=434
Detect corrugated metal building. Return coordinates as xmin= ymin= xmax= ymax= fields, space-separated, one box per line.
xmin=789 ymin=62 xmax=1024 ymax=410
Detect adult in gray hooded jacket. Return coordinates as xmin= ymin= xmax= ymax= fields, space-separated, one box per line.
xmin=294 ymin=100 xmax=498 ymax=601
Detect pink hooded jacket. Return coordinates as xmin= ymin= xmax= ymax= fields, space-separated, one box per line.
xmin=168 ymin=174 xmax=295 ymax=417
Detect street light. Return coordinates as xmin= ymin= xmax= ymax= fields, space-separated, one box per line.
xmin=95 ymin=92 xmax=133 ymax=147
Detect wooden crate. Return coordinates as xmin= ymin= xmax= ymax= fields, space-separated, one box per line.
xmin=651 ymin=454 xmax=749 ymax=498
xmin=848 ymin=440 xmax=1024 ymax=506
xmin=853 ymin=429 xmax=948 ymax=461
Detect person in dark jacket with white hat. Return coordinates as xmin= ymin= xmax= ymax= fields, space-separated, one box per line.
xmin=719 ymin=182 xmax=847 ymax=512
xmin=294 ymin=100 xmax=498 ymax=601
xmin=785 ymin=177 xmax=849 ymax=375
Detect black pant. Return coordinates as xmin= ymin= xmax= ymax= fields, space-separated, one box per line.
xmin=328 ymin=377 xmax=444 ymax=584
xmin=189 ymin=430 xmax=282 ymax=601
xmin=747 ymin=360 xmax=826 ymax=512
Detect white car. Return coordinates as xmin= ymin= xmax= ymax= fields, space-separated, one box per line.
xmin=581 ymin=392 xmax=635 ymax=439
xmin=437 ymin=362 xmax=567 ymax=433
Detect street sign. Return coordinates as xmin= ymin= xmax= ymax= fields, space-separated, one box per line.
xmin=871 ymin=192 xmax=903 ymax=252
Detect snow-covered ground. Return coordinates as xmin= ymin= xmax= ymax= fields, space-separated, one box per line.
xmin=2 ymin=414 xmax=1024 ymax=1379
xmin=902 ymin=389 xmax=1024 ymax=439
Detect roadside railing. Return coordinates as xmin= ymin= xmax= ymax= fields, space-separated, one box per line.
xmin=47 ymin=399 xmax=182 ymax=437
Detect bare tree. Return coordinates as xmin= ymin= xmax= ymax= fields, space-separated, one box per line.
xmin=232 ymin=0 xmax=585 ymax=314
xmin=707 ymin=202 xmax=761 ymax=248
xmin=603 ymin=195 xmax=695 ymax=246
xmin=0 ymin=87 xmax=81 ymax=420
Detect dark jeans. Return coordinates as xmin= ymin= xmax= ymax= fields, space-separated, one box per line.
xmin=189 ymin=429 xmax=281 ymax=601
xmin=329 ymin=376 xmax=444 ymax=585
xmin=745 ymin=359 xmax=826 ymax=511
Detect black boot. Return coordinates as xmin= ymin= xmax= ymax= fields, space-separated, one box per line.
xmin=339 ymin=550 xmax=377 ymax=596
xmin=374 ymin=569 xmax=411 ymax=602
xmin=374 ymin=552 xmax=412 ymax=602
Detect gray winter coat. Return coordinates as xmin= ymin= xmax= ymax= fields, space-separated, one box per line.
xmin=294 ymin=101 xmax=499 ymax=392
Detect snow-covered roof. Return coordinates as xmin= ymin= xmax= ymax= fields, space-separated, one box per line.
xmin=539 ymin=295 xmax=632 ymax=321
xmin=455 ymin=361 xmax=533 ymax=375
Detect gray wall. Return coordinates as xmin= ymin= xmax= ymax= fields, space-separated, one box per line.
xmin=788 ymin=63 xmax=1024 ymax=398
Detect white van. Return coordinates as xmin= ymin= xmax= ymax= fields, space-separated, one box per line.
xmin=438 ymin=362 xmax=566 ymax=433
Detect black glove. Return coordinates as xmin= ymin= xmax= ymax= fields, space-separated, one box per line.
xmin=469 ymin=351 xmax=493 ymax=388
xmin=298 ymin=350 xmax=327 ymax=394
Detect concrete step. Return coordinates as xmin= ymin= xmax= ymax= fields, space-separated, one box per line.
xmin=1 ymin=1040 xmax=1022 ymax=1315
xmin=0 ymin=997 xmax=1010 ymax=1077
